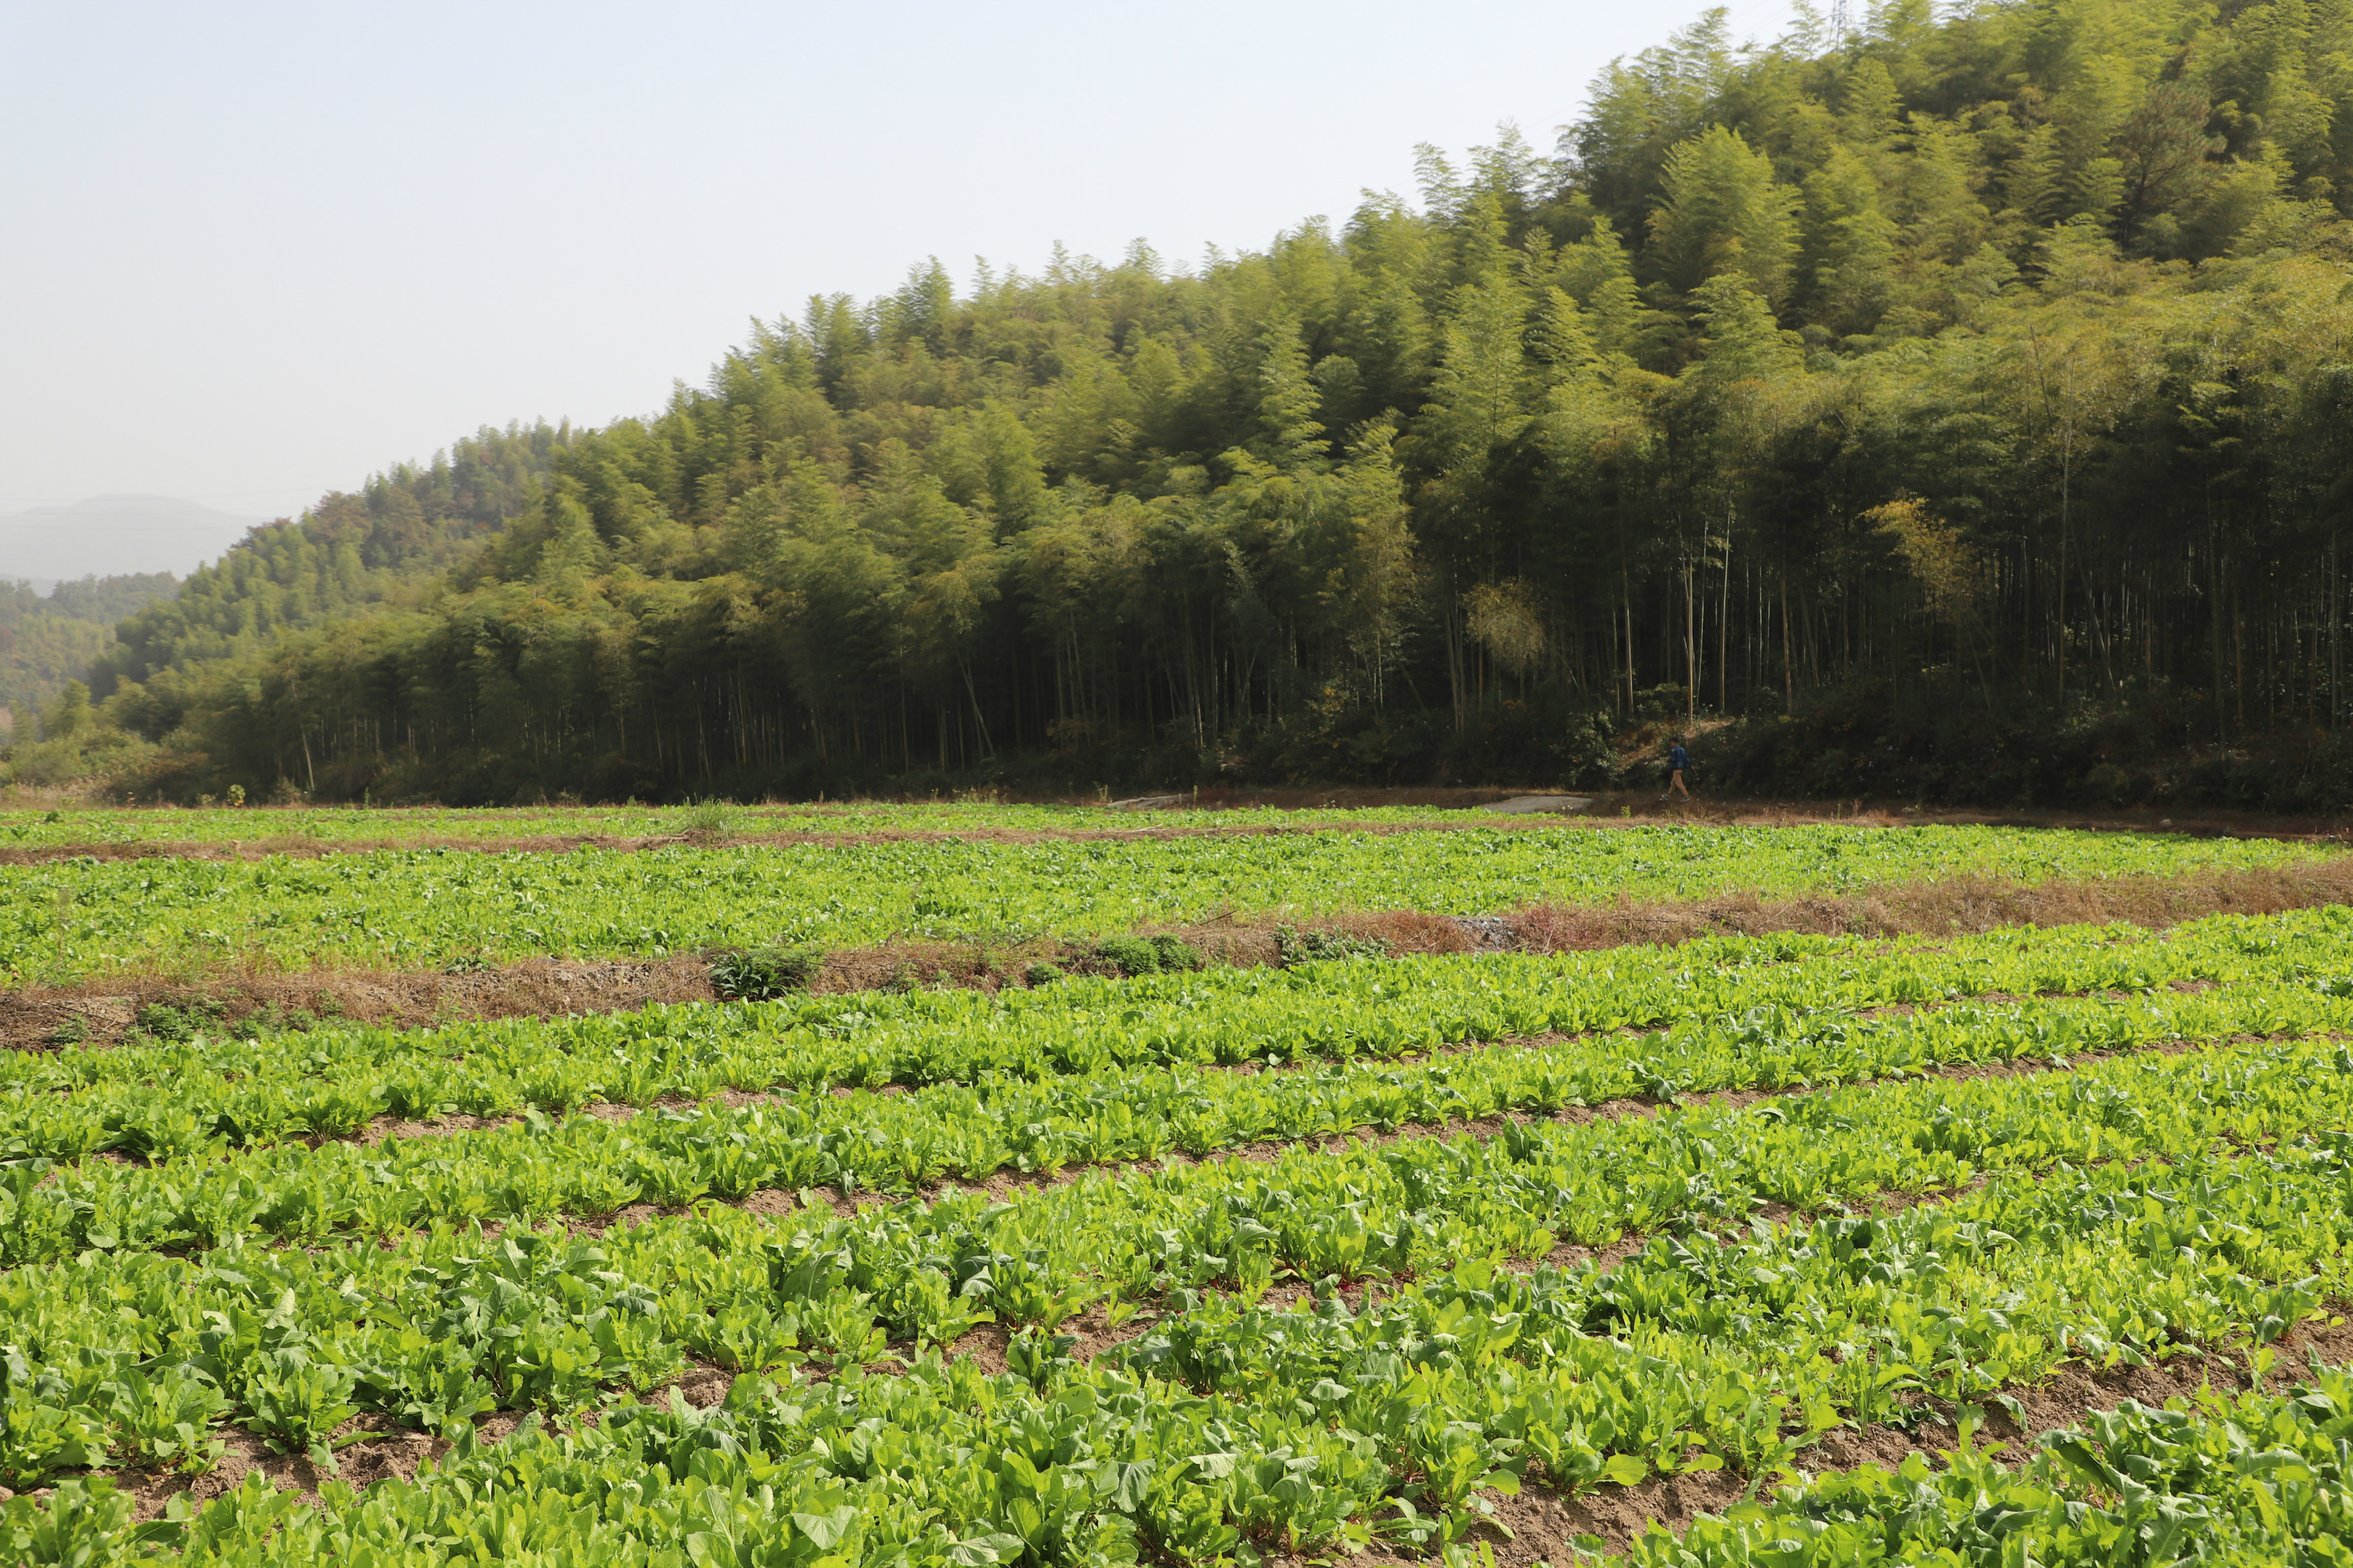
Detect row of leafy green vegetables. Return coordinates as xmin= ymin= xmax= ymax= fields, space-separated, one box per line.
xmin=28 ymin=1364 xmax=2353 ymax=1568
xmin=3 ymin=973 xmax=2342 ymax=1255
xmin=1626 ymin=1373 xmax=2353 ymax=1567
xmin=12 ymin=906 xmax=2347 ymax=1162
xmin=0 ymin=799 xmax=1501 ymax=850
xmin=2 ymin=1036 xmax=2346 ymax=1448
xmin=0 ymin=824 xmax=2318 ymax=982
xmin=2 ymin=1040 xmax=2350 ymax=1564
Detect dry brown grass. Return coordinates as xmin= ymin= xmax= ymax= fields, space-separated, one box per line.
xmin=1507 ymin=857 xmax=2353 ymax=953
xmin=0 ymin=957 xmax=715 ymax=1052
xmin=10 ymin=856 xmax=2348 ymax=1051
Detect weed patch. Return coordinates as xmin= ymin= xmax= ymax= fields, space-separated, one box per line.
xmin=706 ymin=946 xmax=824 ymax=1001
xmin=1274 ymin=925 xmax=1395 ymax=966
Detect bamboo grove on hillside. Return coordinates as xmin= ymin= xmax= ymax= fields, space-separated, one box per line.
xmin=61 ymin=0 xmax=2353 ymax=800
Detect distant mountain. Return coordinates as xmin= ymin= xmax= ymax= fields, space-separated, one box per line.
xmin=0 ymin=496 xmax=263 ymax=581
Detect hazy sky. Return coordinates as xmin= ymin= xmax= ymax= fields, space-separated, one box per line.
xmin=1 ymin=0 xmax=1798 ymax=524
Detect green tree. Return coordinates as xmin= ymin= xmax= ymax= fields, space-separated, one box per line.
xmin=1650 ymin=125 xmax=1800 ymax=304
xmin=42 ymin=679 xmax=90 ymax=740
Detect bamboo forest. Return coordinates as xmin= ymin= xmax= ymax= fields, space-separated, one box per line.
xmin=31 ymin=0 xmax=2353 ymax=807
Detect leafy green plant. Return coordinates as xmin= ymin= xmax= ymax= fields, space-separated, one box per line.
xmin=106 ymin=1363 xmax=229 ymax=1473
xmin=677 ymin=799 xmax=744 ymax=841
xmin=708 ymin=946 xmax=823 ymax=1001
xmin=0 ymin=1352 xmax=110 ymax=1487
xmin=356 ymin=1327 xmax=497 ymax=1438
xmin=239 ymin=1346 xmax=363 ymax=1468
xmin=1275 ymin=925 xmax=1394 ymax=966
xmin=131 ymin=999 xmax=221 ymax=1045
xmin=690 ymin=1299 xmax=805 ymax=1375
xmin=0 ymin=1477 xmax=185 ymax=1565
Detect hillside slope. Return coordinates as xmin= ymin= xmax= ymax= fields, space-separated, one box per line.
xmin=48 ymin=0 xmax=2353 ymax=809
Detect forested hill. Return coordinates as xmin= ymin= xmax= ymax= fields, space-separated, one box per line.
xmin=96 ymin=422 xmax=571 ymax=692
xmin=62 ymin=0 xmax=2353 ymax=809
xmin=0 ymin=575 xmax=178 ymax=743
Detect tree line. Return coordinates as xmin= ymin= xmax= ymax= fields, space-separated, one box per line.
xmin=0 ymin=574 xmax=177 ymax=780
xmin=51 ymin=0 xmax=2353 ymax=807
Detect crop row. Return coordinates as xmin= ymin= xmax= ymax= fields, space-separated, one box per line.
xmin=26 ymin=1368 xmax=2353 ymax=1568
xmin=7 ymin=975 xmax=2345 ymax=1257
xmin=0 ymin=1035 xmax=2344 ymax=1493
xmin=0 ymin=798 xmax=1492 ymax=852
xmin=18 ymin=905 xmax=2351 ymax=1157
xmin=28 ymin=1356 xmax=2353 ymax=1567
xmin=3 ymin=822 xmax=2319 ymax=983
xmin=3 ymin=1078 xmax=2348 ymax=1561
xmin=1635 ymin=1373 xmax=2353 ymax=1565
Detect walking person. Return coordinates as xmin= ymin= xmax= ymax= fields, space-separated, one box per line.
xmin=1661 ymin=737 xmax=1692 ymax=802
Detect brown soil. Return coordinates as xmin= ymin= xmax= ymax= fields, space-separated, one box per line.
xmin=101 ymin=1415 xmax=449 ymax=1522
xmin=0 ymin=956 xmax=715 ymax=1052
xmin=1509 ymin=856 xmax=2353 ymax=954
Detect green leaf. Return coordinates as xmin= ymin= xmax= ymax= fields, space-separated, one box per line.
xmin=791 ymin=1508 xmax=858 ymax=1551
xmin=1601 ymin=1453 xmax=1649 ymax=1487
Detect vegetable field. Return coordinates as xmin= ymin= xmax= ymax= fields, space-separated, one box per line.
xmin=1 ymin=811 xmax=2350 ymax=1565
xmin=0 ymin=818 xmax=2325 ymax=984
xmin=0 ymin=800 xmax=1499 ymax=852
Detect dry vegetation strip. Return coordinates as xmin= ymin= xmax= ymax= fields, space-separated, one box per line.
xmin=11 ymin=854 xmax=2352 ymax=1052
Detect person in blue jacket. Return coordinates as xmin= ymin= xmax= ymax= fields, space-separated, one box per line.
xmin=1661 ymin=738 xmax=1692 ymax=802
